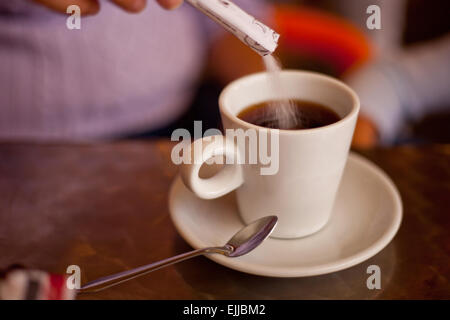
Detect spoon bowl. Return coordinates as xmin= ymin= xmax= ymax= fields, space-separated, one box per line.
xmin=226 ymin=215 xmax=278 ymax=257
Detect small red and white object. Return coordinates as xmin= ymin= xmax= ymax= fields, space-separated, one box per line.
xmin=0 ymin=266 xmax=76 ymax=300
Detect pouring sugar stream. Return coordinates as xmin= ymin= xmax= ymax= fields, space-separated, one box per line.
xmin=187 ymin=0 xmax=301 ymax=130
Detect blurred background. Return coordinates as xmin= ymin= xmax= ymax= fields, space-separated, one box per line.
xmin=0 ymin=0 xmax=449 ymax=148
xmin=265 ymin=0 xmax=450 ymax=147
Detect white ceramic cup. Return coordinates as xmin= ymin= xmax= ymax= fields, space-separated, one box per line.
xmin=181 ymin=70 xmax=359 ymax=239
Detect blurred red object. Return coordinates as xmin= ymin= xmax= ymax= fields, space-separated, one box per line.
xmin=0 ymin=266 xmax=76 ymax=300
xmin=274 ymin=5 xmax=372 ymax=75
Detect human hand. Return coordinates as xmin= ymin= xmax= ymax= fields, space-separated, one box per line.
xmin=352 ymin=114 xmax=379 ymax=149
xmin=32 ymin=0 xmax=184 ymax=15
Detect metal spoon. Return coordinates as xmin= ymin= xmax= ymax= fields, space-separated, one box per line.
xmin=78 ymin=215 xmax=278 ymax=293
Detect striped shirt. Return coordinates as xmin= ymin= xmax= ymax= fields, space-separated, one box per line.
xmin=0 ymin=0 xmax=264 ymax=141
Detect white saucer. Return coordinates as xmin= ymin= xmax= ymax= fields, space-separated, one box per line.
xmin=169 ymin=152 xmax=402 ymax=277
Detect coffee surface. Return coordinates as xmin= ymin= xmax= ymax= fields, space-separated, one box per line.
xmin=237 ymin=100 xmax=341 ymax=130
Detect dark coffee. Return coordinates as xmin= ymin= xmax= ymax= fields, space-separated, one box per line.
xmin=237 ymin=99 xmax=340 ymax=130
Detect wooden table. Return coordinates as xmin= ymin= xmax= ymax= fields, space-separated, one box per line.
xmin=0 ymin=141 xmax=449 ymax=299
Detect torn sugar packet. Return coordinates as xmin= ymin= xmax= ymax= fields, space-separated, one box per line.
xmin=187 ymin=0 xmax=280 ymax=56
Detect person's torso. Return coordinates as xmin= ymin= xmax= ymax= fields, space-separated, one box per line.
xmin=0 ymin=1 xmax=208 ymax=140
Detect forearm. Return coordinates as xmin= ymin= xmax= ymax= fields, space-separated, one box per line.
xmin=397 ymin=35 xmax=450 ymax=119
xmin=346 ymin=35 xmax=450 ymax=144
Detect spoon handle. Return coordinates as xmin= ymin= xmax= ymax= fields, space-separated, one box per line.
xmin=78 ymin=246 xmax=229 ymax=293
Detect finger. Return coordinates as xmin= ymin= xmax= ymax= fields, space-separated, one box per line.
xmin=156 ymin=0 xmax=183 ymax=10
xmin=32 ymin=0 xmax=100 ymax=15
xmin=110 ymin=0 xmax=147 ymax=13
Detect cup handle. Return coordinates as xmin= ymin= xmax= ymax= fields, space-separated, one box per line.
xmin=180 ymin=135 xmax=243 ymax=199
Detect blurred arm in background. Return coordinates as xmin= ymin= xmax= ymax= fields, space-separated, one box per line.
xmin=338 ymin=0 xmax=450 ymax=147
xmin=346 ymin=35 xmax=450 ymax=147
